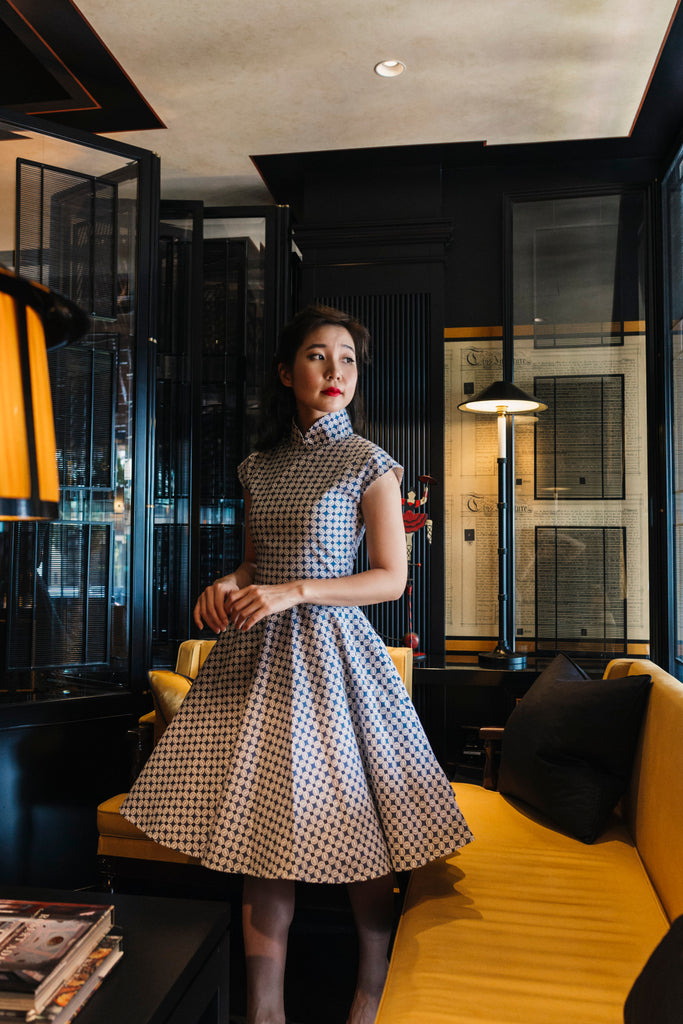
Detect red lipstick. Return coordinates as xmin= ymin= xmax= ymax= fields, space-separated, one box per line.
xmin=322 ymin=387 xmax=342 ymax=396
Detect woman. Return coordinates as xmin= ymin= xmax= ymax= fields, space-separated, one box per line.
xmin=122 ymin=305 xmax=472 ymax=1024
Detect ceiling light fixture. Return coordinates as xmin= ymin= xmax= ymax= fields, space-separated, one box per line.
xmin=374 ymin=60 xmax=406 ymax=78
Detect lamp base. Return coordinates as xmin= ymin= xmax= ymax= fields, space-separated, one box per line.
xmin=478 ymin=647 xmax=527 ymax=670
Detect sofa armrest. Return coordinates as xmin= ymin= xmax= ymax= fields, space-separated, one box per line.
xmin=480 ymin=726 xmax=505 ymax=790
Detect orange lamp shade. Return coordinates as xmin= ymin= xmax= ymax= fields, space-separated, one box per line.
xmin=0 ymin=269 xmax=87 ymax=521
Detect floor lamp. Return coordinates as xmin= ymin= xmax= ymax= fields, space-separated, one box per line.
xmin=458 ymin=380 xmax=547 ymax=669
xmin=0 ymin=267 xmax=89 ymax=522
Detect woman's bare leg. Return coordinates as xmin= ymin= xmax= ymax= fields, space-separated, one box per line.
xmin=242 ymin=875 xmax=295 ymax=1024
xmin=345 ymin=872 xmax=394 ymax=1024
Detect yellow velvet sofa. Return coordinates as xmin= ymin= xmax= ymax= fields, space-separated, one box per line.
xmin=97 ymin=639 xmax=413 ymax=878
xmin=375 ymin=657 xmax=683 ymax=1024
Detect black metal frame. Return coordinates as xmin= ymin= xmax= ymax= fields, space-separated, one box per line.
xmin=154 ymin=200 xmax=204 ymax=654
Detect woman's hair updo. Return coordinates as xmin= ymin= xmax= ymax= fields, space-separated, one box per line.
xmin=255 ymin=304 xmax=370 ymax=451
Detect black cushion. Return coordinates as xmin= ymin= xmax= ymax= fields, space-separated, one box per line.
xmin=624 ymin=916 xmax=683 ymax=1023
xmin=498 ymin=653 xmax=651 ymax=843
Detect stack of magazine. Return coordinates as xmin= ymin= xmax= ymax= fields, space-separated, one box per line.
xmin=0 ymin=899 xmax=123 ymax=1023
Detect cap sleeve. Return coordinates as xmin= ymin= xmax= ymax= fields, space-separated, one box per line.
xmin=359 ymin=447 xmax=404 ymax=497
xmin=237 ymin=452 xmax=257 ymax=491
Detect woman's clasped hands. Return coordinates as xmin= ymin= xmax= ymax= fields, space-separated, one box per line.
xmin=193 ymin=576 xmax=302 ymax=634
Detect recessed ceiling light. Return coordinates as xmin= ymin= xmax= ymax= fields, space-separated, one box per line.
xmin=374 ymin=60 xmax=406 ymax=78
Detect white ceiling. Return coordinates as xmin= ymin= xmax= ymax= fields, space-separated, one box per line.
xmin=76 ymin=0 xmax=679 ymax=205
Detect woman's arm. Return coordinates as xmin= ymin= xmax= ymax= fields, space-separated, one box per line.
xmin=225 ymin=469 xmax=407 ymax=632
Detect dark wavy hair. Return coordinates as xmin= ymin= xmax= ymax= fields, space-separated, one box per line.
xmin=255 ymin=304 xmax=371 ymax=451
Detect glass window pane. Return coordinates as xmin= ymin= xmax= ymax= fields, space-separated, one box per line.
xmin=664 ymin=160 xmax=683 ymax=671
xmin=511 ymin=193 xmax=649 ymax=666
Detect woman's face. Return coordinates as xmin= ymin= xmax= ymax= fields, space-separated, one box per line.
xmin=279 ymin=324 xmax=358 ymax=431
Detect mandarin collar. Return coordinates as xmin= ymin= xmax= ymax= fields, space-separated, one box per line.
xmin=291 ymin=409 xmax=353 ymax=446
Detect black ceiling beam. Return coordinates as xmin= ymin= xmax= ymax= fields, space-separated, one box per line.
xmin=0 ymin=0 xmax=164 ymax=133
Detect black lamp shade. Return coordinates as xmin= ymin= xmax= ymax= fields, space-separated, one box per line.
xmin=458 ymin=379 xmax=547 ymax=414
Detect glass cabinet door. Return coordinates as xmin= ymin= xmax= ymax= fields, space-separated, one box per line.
xmin=151 ymin=205 xmax=290 ymax=667
xmin=199 ymin=213 xmax=267 ymax=593
xmin=0 ymin=110 xmax=158 ymax=696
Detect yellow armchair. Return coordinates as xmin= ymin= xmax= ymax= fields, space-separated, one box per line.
xmin=386 ymin=646 xmax=413 ymax=699
xmin=146 ymin=638 xmax=217 ymax=744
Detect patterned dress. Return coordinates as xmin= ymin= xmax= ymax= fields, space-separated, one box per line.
xmin=121 ymin=409 xmax=472 ymax=883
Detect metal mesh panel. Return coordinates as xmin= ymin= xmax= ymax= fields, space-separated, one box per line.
xmin=16 ymin=159 xmax=116 ymax=317
xmin=199 ymin=526 xmax=244 ymax=594
xmin=85 ymin=525 xmax=110 ymax=663
xmin=49 ymin=347 xmax=115 ymax=489
xmin=159 ymin=232 xmax=193 ymax=359
xmin=153 ymin=524 xmax=190 ymax=641
xmin=8 ymin=523 xmax=110 ymax=669
xmin=93 ymin=181 xmax=117 ymax=317
xmin=534 ymin=375 xmax=625 ymax=500
xmin=535 ymin=525 xmax=627 ymax=656
xmin=6 ymin=342 xmax=115 ymax=672
xmin=91 ymin=351 xmax=114 ymax=487
xmin=15 ymin=160 xmax=43 ymax=283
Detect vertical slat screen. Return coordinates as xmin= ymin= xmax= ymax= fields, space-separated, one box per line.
xmin=317 ymin=294 xmax=432 ymax=651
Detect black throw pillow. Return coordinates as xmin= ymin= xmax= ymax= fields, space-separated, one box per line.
xmin=624 ymin=916 xmax=683 ymax=1023
xmin=497 ymin=653 xmax=652 ymax=843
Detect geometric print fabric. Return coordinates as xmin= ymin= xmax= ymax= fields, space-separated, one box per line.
xmin=121 ymin=409 xmax=473 ymax=882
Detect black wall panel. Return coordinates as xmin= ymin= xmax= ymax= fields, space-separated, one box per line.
xmin=294 ymin=219 xmax=450 ymax=655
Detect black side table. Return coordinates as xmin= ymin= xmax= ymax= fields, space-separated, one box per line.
xmin=1 ymin=888 xmax=230 ymax=1024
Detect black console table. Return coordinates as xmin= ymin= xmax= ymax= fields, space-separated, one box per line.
xmin=412 ymin=663 xmax=538 ymax=778
xmin=2 ymin=888 xmax=230 ymax=1024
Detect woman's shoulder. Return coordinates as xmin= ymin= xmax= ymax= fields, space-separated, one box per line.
xmin=237 ymin=446 xmax=280 ymax=487
xmin=341 ymin=433 xmax=403 ymax=487
xmin=346 ymin=432 xmax=396 ymax=462
xmin=240 ymin=439 xmax=287 ymax=466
